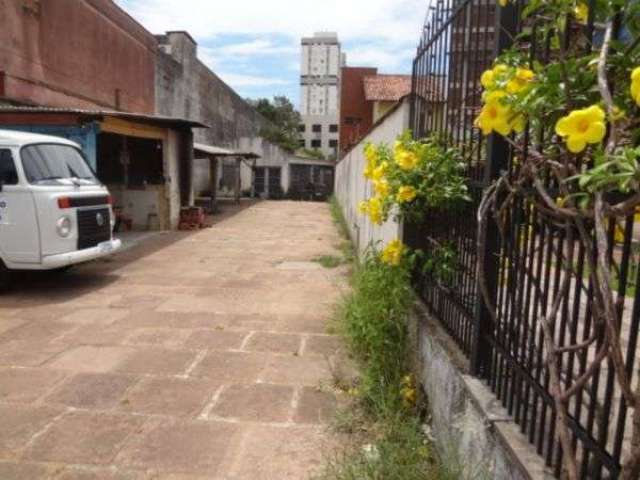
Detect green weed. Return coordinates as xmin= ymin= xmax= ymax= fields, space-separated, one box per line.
xmin=314 ymin=255 xmax=345 ymax=269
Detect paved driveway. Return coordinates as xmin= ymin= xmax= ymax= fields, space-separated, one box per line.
xmin=0 ymin=201 xmax=347 ymax=479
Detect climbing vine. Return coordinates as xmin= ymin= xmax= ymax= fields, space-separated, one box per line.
xmin=476 ymin=1 xmax=640 ymax=478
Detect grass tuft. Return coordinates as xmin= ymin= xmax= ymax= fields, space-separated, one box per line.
xmin=313 ymin=255 xmax=345 ymax=269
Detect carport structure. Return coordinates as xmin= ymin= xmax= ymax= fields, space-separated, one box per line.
xmin=193 ymin=143 xmax=259 ymax=211
xmin=0 ymin=107 xmax=207 ymax=230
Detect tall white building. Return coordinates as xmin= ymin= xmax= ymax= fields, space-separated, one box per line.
xmin=299 ymin=32 xmax=345 ymax=159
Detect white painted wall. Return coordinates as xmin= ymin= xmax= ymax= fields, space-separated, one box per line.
xmin=334 ymin=98 xmax=410 ymax=254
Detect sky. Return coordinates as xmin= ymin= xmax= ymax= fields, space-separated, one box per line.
xmin=116 ymin=0 xmax=427 ymax=108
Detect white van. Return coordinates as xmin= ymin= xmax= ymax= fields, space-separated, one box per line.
xmin=0 ymin=130 xmax=121 ymax=290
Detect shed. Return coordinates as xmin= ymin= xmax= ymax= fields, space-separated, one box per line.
xmin=0 ymin=107 xmax=207 ymax=230
xmin=193 ymin=143 xmax=260 ymax=210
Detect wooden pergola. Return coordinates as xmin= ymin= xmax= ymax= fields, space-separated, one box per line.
xmin=193 ymin=143 xmax=260 ymax=212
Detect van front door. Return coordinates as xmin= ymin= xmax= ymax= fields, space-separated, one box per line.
xmin=0 ymin=148 xmax=40 ymax=265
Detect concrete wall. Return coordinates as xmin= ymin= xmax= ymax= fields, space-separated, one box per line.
xmin=334 ymin=99 xmax=409 ymax=254
xmin=156 ymin=31 xmax=299 ymax=197
xmin=0 ymin=0 xmax=157 ymax=113
xmin=408 ymin=304 xmax=555 ymax=480
xmin=155 ymin=32 xmax=266 ymax=148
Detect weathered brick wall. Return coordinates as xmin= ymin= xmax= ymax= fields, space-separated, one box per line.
xmin=0 ymin=0 xmax=157 ymax=113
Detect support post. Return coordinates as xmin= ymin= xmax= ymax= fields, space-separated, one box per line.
xmin=209 ymin=155 xmax=218 ymax=214
xmin=470 ymin=1 xmax=518 ymax=378
xmin=235 ymin=157 xmax=241 ymax=205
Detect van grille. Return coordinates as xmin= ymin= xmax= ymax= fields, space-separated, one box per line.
xmin=77 ymin=208 xmax=111 ymax=250
xmin=69 ymin=196 xmax=110 ymax=208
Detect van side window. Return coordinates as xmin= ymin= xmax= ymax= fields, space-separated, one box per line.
xmin=0 ymin=149 xmax=18 ymax=185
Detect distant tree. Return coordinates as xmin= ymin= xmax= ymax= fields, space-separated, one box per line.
xmin=248 ymin=96 xmax=301 ymax=153
xmin=300 ymin=148 xmax=326 ymax=161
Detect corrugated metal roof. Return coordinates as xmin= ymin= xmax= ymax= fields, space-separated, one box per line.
xmin=194 ymin=143 xmax=260 ymax=158
xmin=363 ymin=75 xmax=412 ymax=102
xmin=0 ymin=106 xmax=209 ymax=129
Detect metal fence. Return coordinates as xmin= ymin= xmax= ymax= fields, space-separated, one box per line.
xmin=408 ymin=0 xmax=640 ymax=477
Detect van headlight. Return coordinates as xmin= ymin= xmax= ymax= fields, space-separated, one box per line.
xmin=56 ymin=216 xmax=72 ymax=237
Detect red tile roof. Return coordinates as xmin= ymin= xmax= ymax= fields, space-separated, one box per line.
xmin=363 ymin=75 xmax=412 ymax=102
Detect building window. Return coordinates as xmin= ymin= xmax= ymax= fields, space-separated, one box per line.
xmin=344 ymin=117 xmax=361 ymax=125
xmin=311 ymin=139 xmax=321 ymax=148
xmin=299 ymin=139 xmax=306 ymax=148
xmin=329 ymin=124 xmax=338 ymax=133
xmin=312 ymin=124 xmax=322 ymax=133
xmin=298 ymin=124 xmax=306 ymax=133
xmin=329 ymin=140 xmax=338 ymax=148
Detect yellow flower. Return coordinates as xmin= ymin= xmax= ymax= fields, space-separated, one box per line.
xmin=395 ymin=149 xmax=419 ymax=170
xmin=480 ymin=64 xmax=508 ymax=89
xmin=400 ymin=374 xmax=417 ymax=407
xmin=367 ymin=197 xmax=383 ymax=225
xmin=358 ymin=200 xmax=368 ymax=215
xmin=373 ymin=179 xmax=390 ymax=197
xmin=506 ymin=68 xmax=535 ymax=94
xmin=397 ymin=185 xmax=417 ymax=203
xmin=381 ymin=239 xmax=404 ymax=266
xmin=363 ymin=165 xmax=373 ymax=179
xmin=498 ymin=0 xmax=508 ymax=6
xmin=574 ymin=2 xmax=589 ymax=24
xmin=475 ymin=92 xmax=512 ymax=136
xmin=364 ymin=143 xmax=378 ymax=164
xmin=631 ymin=67 xmax=640 ymax=106
xmin=555 ymin=105 xmax=607 ymax=153
xmin=372 ymin=161 xmax=389 ymax=181
xmin=401 ymin=386 xmax=417 ymax=407
xmin=393 ymin=140 xmax=404 ymax=157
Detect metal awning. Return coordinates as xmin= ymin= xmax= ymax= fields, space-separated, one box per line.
xmin=0 ymin=106 xmax=209 ymax=129
xmin=194 ymin=142 xmax=260 ymax=159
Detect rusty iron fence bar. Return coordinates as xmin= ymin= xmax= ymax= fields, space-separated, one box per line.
xmin=408 ymin=0 xmax=639 ymax=477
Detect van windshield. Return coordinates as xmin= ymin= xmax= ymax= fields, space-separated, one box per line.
xmin=21 ymin=144 xmax=99 ymax=185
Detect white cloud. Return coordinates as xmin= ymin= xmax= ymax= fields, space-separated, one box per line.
xmin=215 ymin=72 xmax=291 ymax=87
xmin=213 ymin=39 xmax=297 ymax=57
xmin=346 ymin=45 xmax=414 ymax=72
xmin=117 ymin=0 xmax=424 ymax=99
xmin=119 ymin=0 xmax=425 ymax=45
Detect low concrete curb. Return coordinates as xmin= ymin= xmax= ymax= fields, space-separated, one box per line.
xmin=408 ymin=301 xmax=556 ymax=479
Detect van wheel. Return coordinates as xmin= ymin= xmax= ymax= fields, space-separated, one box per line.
xmin=0 ymin=261 xmax=10 ymax=293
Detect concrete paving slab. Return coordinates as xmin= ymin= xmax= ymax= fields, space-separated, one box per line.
xmin=0 ymin=404 xmax=63 ymax=454
xmin=115 ymin=348 xmax=197 ymax=376
xmin=211 ymin=384 xmax=294 ymax=423
xmin=118 ymin=377 xmax=214 ymax=417
xmin=225 ymin=425 xmax=328 ymax=480
xmin=183 ymin=329 xmax=248 ymax=351
xmin=244 ymin=332 xmax=302 ymax=355
xmin=0 ymin=201 xmax=346 ymax=479
xmin=191 ymin=351 xmax=267 ymax=384
xmin=0 ymin=367 xmax=66 ymax=403
xmin=116 ymin=419 xmax=241 ymax=475
xmin=46 ymin=346 xmax=133 ymax=373
xmin=294 ymin=387 xmax=338 ymax=424
xmin=45 ymin=373 xmax=137 ymax=409
xmin=23 ymin=411 xmax=145 ymax=465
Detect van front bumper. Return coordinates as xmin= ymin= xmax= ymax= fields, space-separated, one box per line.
xmin=41 ymin=239 xmax=122 ymax=269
